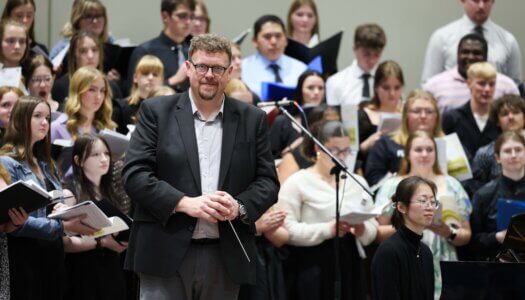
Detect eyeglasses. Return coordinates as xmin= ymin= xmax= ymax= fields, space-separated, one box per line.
xmin=409 ymin=108 xmax=436 ymax=115
xmin=411 ymin=198 xmax=440 ymax=209
xmin=3 ymin=37 xmax=26 ymax=45
xmin=193 ymin=16 xmax=209 ymax=23
xmin=172 ymin=12 xmax=194 ymax=21
xmin=83 ymin=14 xmax=104 ymax=22
xmin=189 ymin=61 xmax=229 ymax=76
xmin=29 ymin=76 xmax=52 ymax=84
xmin=327 ymin=147 xmax=354 ymax=157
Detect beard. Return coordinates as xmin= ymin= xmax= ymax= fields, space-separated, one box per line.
xmin=198 ymin=81 xmax=219 ymax=100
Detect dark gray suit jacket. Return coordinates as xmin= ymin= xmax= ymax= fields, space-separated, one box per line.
xmin=122 ymin=91 xmax=279 ymax=284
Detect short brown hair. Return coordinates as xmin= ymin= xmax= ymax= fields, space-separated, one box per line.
xmin=161 ymin=0 xmax=195 ymax=14
xmin=494 ymin=131 xmax=525 ymax=158
xmin=489 ymin=94 xmax=525 ymax=125
xmin=354 ymin=23 xmax=386 ymax=50
xmin=189 ymin=33 xmax=232 ymax=64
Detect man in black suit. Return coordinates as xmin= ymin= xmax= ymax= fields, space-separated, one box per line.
xmin=122 ymin=33 xmax=279 ymax=299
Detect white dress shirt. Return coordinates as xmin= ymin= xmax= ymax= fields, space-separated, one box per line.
xmin=421 ymin=14 xmax=522 ymax=84
xmin=326 ymin=60 xmax=375 ymax=106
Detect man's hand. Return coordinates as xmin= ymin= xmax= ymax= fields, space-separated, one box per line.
xmin=175 ymin=195 xmax=231 ymax=223
xmin=209 ymin=191 xmax=239 ymax=221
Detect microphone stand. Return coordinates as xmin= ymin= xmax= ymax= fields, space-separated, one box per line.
xmin=276 ymin=103 xmax=373 ymax=300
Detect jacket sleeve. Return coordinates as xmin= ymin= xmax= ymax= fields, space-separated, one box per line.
xmin=122 ymin=101 xmax=186 ymax=226
xmin=234 ymin=110 xmax=280 ymax=223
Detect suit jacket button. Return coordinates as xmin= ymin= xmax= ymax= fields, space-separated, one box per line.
xmin=188 ymin=225 xmax=194 ymax=231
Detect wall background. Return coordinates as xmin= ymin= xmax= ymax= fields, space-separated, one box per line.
xmin=29 ymin=0 xmax=525 ymax=91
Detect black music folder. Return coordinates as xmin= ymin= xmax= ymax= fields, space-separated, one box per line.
xmin=0 ymin=180 xmax=53 ymax=223
xmin=285 ymin=31 xmax=343 ymax=76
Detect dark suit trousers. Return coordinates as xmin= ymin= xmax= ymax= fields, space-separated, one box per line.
xmin=139 ymin=243 xmax=240 ymax=300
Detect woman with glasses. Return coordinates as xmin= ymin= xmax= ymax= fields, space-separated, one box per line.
xmin=365 ymin=89 xmax=444 ymax=186
xmin=372 ymin=176 xmax=436 ymax=300
xmin=190 ymin=1 xmax=210 ymax=36
xmin=358 ymin=60 xmax=404 ymax=171
xmin=1 ymin=0 xmax=48 ymax=55
xmin=23 ymin=54 xmax=59 ymax=111
xmin=375 ymin=130 xmax=471 ymax=299
xmin=470 ymin=131 xmax=525 ymax=261
xmin=279 ymin=120 xmax=377 ymax=300
xmin=50 ymin=0 xmax=114 ymax=60
xmin=286 ymin=0 xmax=320 ymax=47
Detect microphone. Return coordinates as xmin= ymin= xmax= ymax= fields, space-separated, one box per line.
xmin=257 ymin=99 xmax=295 ymax=107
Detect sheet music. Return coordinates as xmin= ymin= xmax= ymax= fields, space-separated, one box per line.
xmin=52 ymin=44 xmax=70 ymax=69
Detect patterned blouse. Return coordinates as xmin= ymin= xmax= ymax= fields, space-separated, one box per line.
xmin=375 ymin=175 xmax=472 ymax=300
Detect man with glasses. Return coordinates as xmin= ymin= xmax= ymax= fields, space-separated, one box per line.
xmin=424 ymin=34 xmax=519 ymax=113
xmin=442 ymin=62 xmax=501 ymax=162
xmin=127 ymin=0 xmax=195 ymax=94
xmin=123 ymin=33 xmax=279 ymax=300
xmin=242 ymin=14 xmax=306 ymax=98
xmin=421 ymin=0 xmax=522 ymax=85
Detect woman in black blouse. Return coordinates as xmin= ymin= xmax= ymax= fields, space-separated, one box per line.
xmin=372 ymin=176 xmax=435 ymax=300
xmin=357 ymin=60 xmax=403 ymax=170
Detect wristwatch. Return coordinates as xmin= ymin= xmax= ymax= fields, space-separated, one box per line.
xmin=447 ymin=227 xmax=458 ymax=242
xmin=237 ymin=201 xmax=249 ymax=224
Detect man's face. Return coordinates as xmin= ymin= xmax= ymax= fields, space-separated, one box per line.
xmin=457 ymin=39 xmax=486 ymax=77
xmin=186 ymin=50 xmax=232 ymax=101
xmin=468 ymin=76 xmax=496 ymax=106
xmin=162 ymin=4 xmax=193 ymax=40
xmin=461 ymin=0 xmax=494 ymax=25
xmin=353 ymin=46 xmax=381 ymax=73
xmin=253 ymin=22 xmax=287 ymax=61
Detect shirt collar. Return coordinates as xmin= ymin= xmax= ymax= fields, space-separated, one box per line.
xmin=256 ymin=52 xmax=285 ymax=69
xmin=352 ymin=59 xmax=377 ymax=78
xmin=461 ymin=14 xmax=492 ymax=29
xmin=189 ymin=90 xmax=225 ymax=121
xmin=452 ymin=66 xmax=467 ymax=83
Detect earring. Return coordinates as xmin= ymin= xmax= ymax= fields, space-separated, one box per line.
xmin=316 ymin=151 xmax=321 ymax=160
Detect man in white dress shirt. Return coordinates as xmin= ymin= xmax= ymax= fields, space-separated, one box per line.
xmin=326 ymin=23 xmax=386 ymax=106
xmin=421 ymin=0 xmax=522 ymax=84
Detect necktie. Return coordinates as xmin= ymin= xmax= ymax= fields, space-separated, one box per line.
xmin=362 ymin=73 xmax=371 ymax=98
xmin=268 ymin=64 xmax=283 ymax=83
xmin=176 ymin=45 xmax=186 ymax=69
xmin=474 ymin=25 xmax=484 ymax=38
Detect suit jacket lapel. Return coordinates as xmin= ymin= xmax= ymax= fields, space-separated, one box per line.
xmin=219 ymin=98 xmax=238 ymax=189
xmin=174 ymin=93 xmax=202 ymax=192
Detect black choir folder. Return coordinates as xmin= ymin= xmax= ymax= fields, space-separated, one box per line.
xmin=0 ymin=180 xmax=54 ymax=224
xmin=285 ymin=31 xmax=343 ymax=76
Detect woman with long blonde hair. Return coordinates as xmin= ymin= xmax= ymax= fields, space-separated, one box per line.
xmin=364 ymin=89 xmax=444 ymax=186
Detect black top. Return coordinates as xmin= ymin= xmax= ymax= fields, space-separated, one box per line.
xmin=30 ymin=40 xmax=49 ymax=56
xmin=372 ymin=225 xmax=434 ymax=300
xmin=126 ymin=31 xmax=191 ymax=94
xmin=269 ymin=114 xmax=301 ymax=159
xmin=364 ymin=135 xmax=404 ymax=186
xmin=115 ymin=98 xmax=140 ymax=134
xmin=291 ymin=147 xmax=314 ymax=169
xmin=470 ymin=175 xmax=525 ymax=261
xmin=442 ymin=101 xmax=500 ymax=162
xmin=358 ymin=108 xmax=377 ymax=170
